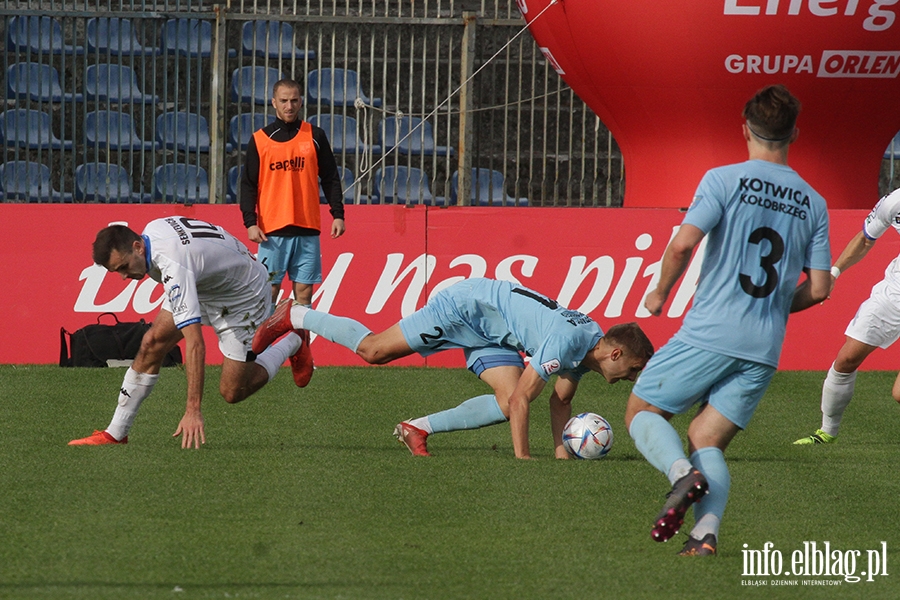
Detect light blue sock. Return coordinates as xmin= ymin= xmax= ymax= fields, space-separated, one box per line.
xmin=628 ymin=411 xmax=687 ymax=476
xmin=427 ymin=394 xmax=507 ymax=434
xmin=690 ymin=447 xmax=730 ymax=538
xmin=302 ymin=309 xmax=372 ymax=353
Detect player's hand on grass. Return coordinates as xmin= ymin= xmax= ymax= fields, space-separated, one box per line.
xmin=555 ymin=446 xmax=571 ymax=459
xmin=173 ymin=412 xmax=206 ymax=449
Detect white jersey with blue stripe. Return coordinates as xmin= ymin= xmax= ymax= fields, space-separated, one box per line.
xmin=142 ymin=216 xmax=268 ymax=329
xmin=862 ymin=188 xmax=900 ymax=291
xmin=675 ymin=160 xmax=831 ymax=367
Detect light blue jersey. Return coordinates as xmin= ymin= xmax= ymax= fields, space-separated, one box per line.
xmin=676 ymin=160 xmax=831 ymax=367
xmin=398 ymin=278 xmax=603 ymax=381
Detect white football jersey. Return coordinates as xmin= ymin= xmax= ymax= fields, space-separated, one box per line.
xmin=862 ymin=188 xmax=900 ymax=290
xmin=142 ymin=216 xmax=268 ymax=329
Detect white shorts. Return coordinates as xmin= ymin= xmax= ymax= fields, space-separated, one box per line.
xmin=188 ymin=261 xmax=271 ymax=362
xmin=203 ymin=293 xmax=271 ymax=361
xmin=844 ymin=279 xmax=900 ymax=349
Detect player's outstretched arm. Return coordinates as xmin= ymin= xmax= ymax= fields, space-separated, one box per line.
xmin=832 ymin=231 xmax=876 ymax=277
xmin=173 ymin=323 xmax=207 ymax=449
xmin=508 ymin=366 xmax=548 ymax=459
xmin=549 ymin=375 xmax=578 ymax=459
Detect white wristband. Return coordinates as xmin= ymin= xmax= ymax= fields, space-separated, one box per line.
xmin=831 ymin=266 xmax=841 ymax=279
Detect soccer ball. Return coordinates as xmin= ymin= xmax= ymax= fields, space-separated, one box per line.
xmin=562 ymin=412 xmax=613 ymax=459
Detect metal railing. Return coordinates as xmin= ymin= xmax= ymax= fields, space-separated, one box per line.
xmin=2 ymin=1 xmax=896 ymax=205
xmin=0 ymin=0 xmax=625 ymax=206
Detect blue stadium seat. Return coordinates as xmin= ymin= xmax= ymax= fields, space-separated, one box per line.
xmin=156 ymin=112 xmax=211 ymax=153
xmin=153 ymin=164 xmax=210 ymax=204
xmin=885 ymin=132 xmax=900 ymax=160
xmin=228 ymin=112 xmax=274 ymax=152
xmin=379 ymin=116 xmax=454 ymax=157
xmin=75 ymin=163 xmax=150 ymax=203
xmin=226 ymin=165 xmax=241 ymax=203
xmin=241 ymin=21 xmax=315 ymax=59
xmin=84 ymin=64 xmax=158 ymax=104
xmin=6 ymin=62 xmax=83 ymax=103
xmin=84 ymin=111 xmax=158 ymax=152
xmin=451 ymin=168 xmax=528 ymax=206
xmin=6 ymin=16 xmax=84 ymax=55
xmin=0 ymin=109 xmax=73 ymax=150
xmin=86 ymin=17 xmax=159 ymax=55
xmin=160 ymin=18 xmax=236 ymax=58
xmin=230 ymin=66 xmax=284 ymax=105
xmin=373 ymin=165 xmax=446 ymax=205
xmin=0 ymin=161 xmax=73 ymax=202
xmin=308 ymin=114 xmax=380 ymax=155
xmin=307 ymin=68 xmax=381 ymax=108
xmin=320 ymin=166 xmax=367 ymax=204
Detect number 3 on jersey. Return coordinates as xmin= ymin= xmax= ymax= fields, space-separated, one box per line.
xmin=740 ymin=226 xmax=783 ymax=299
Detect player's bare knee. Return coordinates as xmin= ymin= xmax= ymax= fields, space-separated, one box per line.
xmin=220 ymin=385 xmax=247 ymax=404
xmin=891 ymin=378 xmax=900 ymax=403
xmin=356 ymin=347 xmax=389 ymax=365
xmin=355 ymin=339 xmax=390 ymax=365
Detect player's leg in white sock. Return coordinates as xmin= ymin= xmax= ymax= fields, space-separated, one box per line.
xmin=106 ymin=367 xmax=159 ymax=441
xmin=254 ymin=333 xmax=302 ymax=382
xmin=820 ymin=364 xmax=857 ymax=437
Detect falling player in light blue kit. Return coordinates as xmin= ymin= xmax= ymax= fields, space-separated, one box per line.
xmin=623 ymin=85 xmax=832 ymax=556
xmin=252 ymin=278 xmax=654 ymax=458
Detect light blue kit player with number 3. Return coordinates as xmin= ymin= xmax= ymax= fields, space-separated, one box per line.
xmin=623 ymin=85 xmax=832 ymax=557
xmin=253 ymin=277 xmax=655 ymax=460
xmin=70 ymin=217 xmax=310 ymax=449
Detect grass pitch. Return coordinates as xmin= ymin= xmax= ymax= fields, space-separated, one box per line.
xmin=1 ymin=365 xmax=898 ymax=599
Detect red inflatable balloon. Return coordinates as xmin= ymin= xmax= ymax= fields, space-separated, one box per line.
xmin=518 ymin=0 xmax=900 ymax=209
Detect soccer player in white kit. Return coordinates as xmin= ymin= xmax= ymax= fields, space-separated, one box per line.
xmin=69 ymin=217 xmax=312 ymax=449
xmin=795 ymin=187 xmax=900 ymax=445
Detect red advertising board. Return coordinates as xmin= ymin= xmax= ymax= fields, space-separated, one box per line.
xmin=2 ymin=204 xmax=899 ymax=371
xmin=519 ymin=1 xmax=900 ymax=210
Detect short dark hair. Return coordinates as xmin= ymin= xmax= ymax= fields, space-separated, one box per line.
xmin=92 ymin=225 xmax=140 ymax=267
xmin=272 ymin=78 xmax=303 ymax=97
xmin=742 ymin=84 xmax=801 ymax=145
xmin=603 ymin=322 xmax=654 ymax=362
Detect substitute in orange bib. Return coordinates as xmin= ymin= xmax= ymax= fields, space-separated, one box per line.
xmin=240 ymin=78 xmax=346 ymax=310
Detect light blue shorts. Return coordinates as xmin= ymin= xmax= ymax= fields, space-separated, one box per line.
xmin=631 ymin=339 xmax=775 ymax=429
xmin=398 ymin=286 xmax=524 ymax=377
xmin=257 ymin=234 xmax=322 ymax=286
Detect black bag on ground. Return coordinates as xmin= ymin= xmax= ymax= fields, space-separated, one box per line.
xmin=59 ymin=313 xmax=182 ymax=368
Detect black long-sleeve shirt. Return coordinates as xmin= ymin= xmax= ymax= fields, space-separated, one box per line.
xmin=240 ymin=117 xmax=345 ymax=235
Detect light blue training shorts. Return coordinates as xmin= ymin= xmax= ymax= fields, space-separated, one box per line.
xmin=257 ymin=234 xmax=322 ymax=286
xmin=631 ymin=339 xmax=775 ymax=429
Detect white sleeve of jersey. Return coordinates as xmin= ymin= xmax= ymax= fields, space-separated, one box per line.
xmin=863 ymin=188 xmax=900 ymax=240
xmin=157 ymin=257 xmax=202 ymax=329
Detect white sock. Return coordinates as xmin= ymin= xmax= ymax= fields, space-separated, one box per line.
xmin=290 ymin=304 xmax=311 ymax=329
xmin=254 ymin=333 xmax=302 ymax=381
xmin=691 ymin=514 xmax=721 ymax=540
xmin=821 ymin=364 xmax=856 ymax=437
xmin=407 ymin=417 xmax=433 ymax=434
xmin=106 ymin=367 xmax=159 ymax=440
xmin=667 ymin=458 xmax=693 ymax=485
